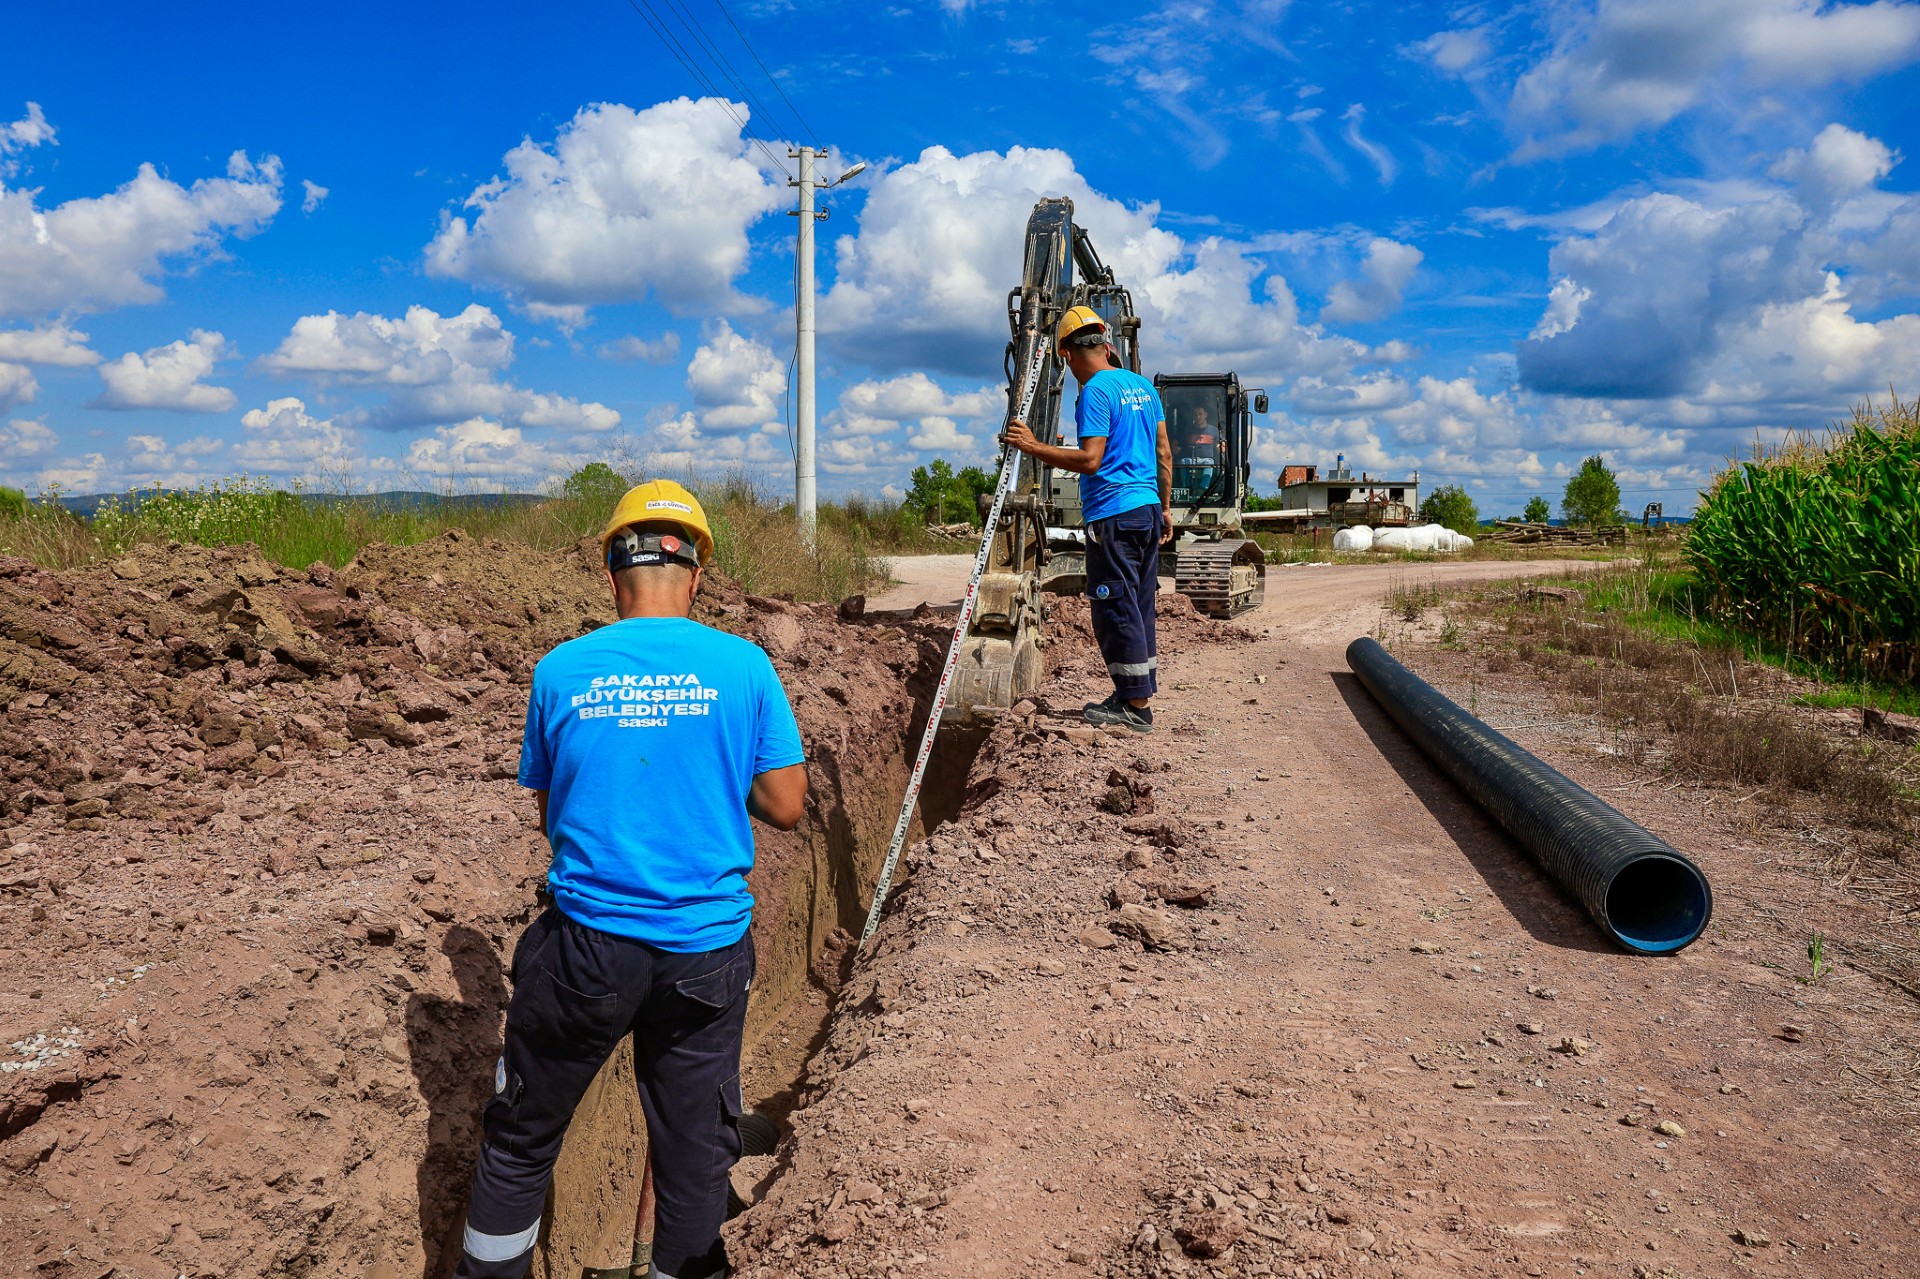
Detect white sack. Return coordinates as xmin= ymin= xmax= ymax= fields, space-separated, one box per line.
xmin=1332 ymin=525 xmax=1373 ymax=552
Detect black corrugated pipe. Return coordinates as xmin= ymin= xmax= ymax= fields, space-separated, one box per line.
xmin=1346 ymin=637 xmax=1712 ymax=954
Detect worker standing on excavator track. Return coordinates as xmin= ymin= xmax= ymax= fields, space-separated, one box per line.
xmin=1001 ymin=305 xmax=1173 ymax=733
xmin=451 ymin=479 xmax=809 ymax=1279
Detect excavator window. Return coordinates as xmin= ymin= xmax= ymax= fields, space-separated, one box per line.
xmin=1161 ymin=384 xmax=1234 ymax=507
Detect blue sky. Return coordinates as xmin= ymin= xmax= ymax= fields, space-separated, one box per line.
xmin=4 ymin=0 xmax=1919 ymax=514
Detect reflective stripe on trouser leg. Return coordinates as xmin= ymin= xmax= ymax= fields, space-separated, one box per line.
xmin=462 ymin=1218 xmax=541 ymax=1266
xmin=1086 ymin=505 xmax=1160 ymax=702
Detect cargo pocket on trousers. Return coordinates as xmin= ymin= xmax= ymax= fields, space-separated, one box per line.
xmin=1088 ymin=575 xmax=1132 ymax=606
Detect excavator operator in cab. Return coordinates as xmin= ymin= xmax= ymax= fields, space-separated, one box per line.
xmin=1000 ymin=305 xmax=1172 ymax=734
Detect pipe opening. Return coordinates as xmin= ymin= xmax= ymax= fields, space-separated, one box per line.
xmin=1605 ymin=855 xmax=1712 ymax=953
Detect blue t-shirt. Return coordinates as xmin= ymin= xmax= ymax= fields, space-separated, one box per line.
xmin=1075 ymin=367 xmax=1165 ymax=523
xmin=518 ymin=616 xmax=805 ymax=952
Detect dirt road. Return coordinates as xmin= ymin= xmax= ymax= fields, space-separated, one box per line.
xmin=732 ymin=558 xmax=1920 ymax=1278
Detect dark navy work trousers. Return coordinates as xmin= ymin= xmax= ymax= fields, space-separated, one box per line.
xmin=1085 ymin=502 xmax=1161 ymax=701
xmin=454 ymin=908 xmax=753 ymax=1279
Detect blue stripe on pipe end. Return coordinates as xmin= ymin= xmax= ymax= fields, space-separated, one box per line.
xmin=1605 ymin=856 xmax=1713 ymax=954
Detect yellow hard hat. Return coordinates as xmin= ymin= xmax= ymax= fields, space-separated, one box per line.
xmin=601 ymin=480 xmax=714 ymax=567
xmin=1056 ymin=304 xmax=1108 ymax=350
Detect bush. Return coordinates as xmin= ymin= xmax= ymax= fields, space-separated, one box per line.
xmin=1685 ymin=394 xmax=1919 ymax=683
xmin=1562 ymin=455 xmax=1621 ymax=526
xmin=1418 ymin=484 xmax=1479 ymax=535
xmin=0 ymin=485 xmax=26 ymax=520
xmin=561 ymin=462 xmax=630 ymax=508
xmin=905 ymin=458 xmax=994 ymax=525
xmin=1522 ymin=495 xmax=1551 ymax=524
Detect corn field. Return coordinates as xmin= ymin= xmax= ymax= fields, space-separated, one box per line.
xmin=1685 ymin=395 xmax=1919 ymax=683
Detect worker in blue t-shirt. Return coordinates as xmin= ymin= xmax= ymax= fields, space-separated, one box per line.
xmin=1001 ymin=305 xmax=1172 ymax=733
xmin=452 ymin=480 xmax=807 ymax=1279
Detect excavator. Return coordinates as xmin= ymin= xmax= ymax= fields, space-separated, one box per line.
xmin=945 ymin=196 xmax=1269 ymax=718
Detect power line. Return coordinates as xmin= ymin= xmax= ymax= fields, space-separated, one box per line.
xmin=711 ymin=0 xmax=822 ymax=147
xmin=658 ymin=0 xmax=799 ymax=156
xmin=621 ymin=0 xmax=792 ymax=178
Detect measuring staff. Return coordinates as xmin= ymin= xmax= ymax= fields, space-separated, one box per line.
xmin=452 ymin=480 xmax=808 ymax=1279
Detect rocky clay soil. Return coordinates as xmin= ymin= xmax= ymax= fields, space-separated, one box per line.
xmin=0 ymin=534 xmax=956 ymax=1278
xmin=4 ymin=549 xmax=1918 ymax=1279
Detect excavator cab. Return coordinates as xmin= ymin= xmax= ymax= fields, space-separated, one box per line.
xmin=1162 ymin=377 xmax=1238 ymax=514
xmin=1155 ymin=372 xmax=1269 ymax=618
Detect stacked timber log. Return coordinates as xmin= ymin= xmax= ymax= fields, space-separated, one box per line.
xmin=1482 ymin=521 xmax=1628 ymax=545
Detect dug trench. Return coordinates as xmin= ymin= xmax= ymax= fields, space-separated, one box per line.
xmin=0 ymin=533 xmax=984 ymax=1278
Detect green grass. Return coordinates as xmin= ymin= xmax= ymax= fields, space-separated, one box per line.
xmin=0 ymin=470 xmax=932 ymax=603
xmin=1538 ymin=560 xmax=1920 ymax=716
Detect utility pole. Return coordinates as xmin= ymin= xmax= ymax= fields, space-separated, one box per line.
xmin=790 ymin=147 xmax=864 ymax=550
xmin=790 ymin=146 xmax=821 ymax=548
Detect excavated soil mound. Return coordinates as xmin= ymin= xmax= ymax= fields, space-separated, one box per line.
xmin=0 ymin=534 xmax=946 ymax=1278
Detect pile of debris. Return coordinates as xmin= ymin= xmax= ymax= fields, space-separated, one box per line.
xmin=1481 ymin=521 xmax=1627 ymax=545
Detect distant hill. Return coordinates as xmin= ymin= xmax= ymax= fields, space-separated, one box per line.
xmin=55 ymin=489 xmax=548 ymax=518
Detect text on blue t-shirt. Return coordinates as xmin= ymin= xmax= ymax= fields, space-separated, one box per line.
xmin=1074 ymin=367 xmax=1165 ymax=524
xmin=518 ymin=616 xmax=805 ymax=952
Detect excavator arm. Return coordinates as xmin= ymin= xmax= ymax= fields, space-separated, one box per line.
xmin=945 ymin=197 xmax=1142 ymax=718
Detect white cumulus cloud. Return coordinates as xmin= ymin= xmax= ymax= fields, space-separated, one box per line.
xmin=1768 ymin=121 xmax=1898 ymax=207
xmin=0 ymin=363 xmax=36 ymax=412
xmin=686 ymin=321 xmax=786 ymax=432
xmin=817 ymin=371 xmax=1002 ymax=477
xmin=93 ymin=330 xmax=236 ymax=412
xmin=259 ymin=304 xmax=618 ymax=433
xmin=1320 ymin=237 xmax=1423 ymax=323
xmin=300 ymin=179 xmax=329 ymax=214
xmin=424 ymin=99 xmax=783 ymax=318
xmin=598 ymin=332 xmax=682 ymax=364
xmin=262 ymin=304 xmax=512 ymax=384
xmin=403 ymin=417 xmax=565 ymax=484
xmin=0 ymin=416 xmax=57 ymax=463
xmin=0 ymin=103 xmax=56 ymax=177
xmin=0 ymin=323 xmax=101 ymax=367
xmin=818 ymin=143 xmax=1375 ymax=386
xmin=0 ymin=144 xmax=282 ymax=321
xmin=1518 ymin=124 xmax=1920 ymax=415
xmin=1510 ymin=0 xmax=1920 ymax=158
xmin=1413 ymin=27 xmax=1493 ymax=76
xmin=234 ymin=397 xmax=358 ymax=472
